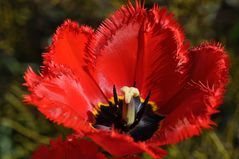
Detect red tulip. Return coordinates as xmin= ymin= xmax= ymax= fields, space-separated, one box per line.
xmin=24 ymin=1 xmax=229 ymax=158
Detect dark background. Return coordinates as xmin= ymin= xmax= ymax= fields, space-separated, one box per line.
xmin=0 ymin=0 xmax=238 ymax=158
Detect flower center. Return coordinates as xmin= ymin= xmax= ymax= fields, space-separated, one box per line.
xmin=91 ymin=85 xmax=164 ymax=141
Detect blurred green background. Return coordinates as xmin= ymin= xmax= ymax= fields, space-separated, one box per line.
xmin=0 ymin=0 xmax=238 ymax=158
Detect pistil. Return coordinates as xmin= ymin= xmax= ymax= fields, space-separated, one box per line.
xmin=121 ymin=86 xmax=140 ymax=125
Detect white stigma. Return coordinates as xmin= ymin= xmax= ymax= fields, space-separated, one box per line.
xmin=121 ymin=86 xmax=140 ymax=125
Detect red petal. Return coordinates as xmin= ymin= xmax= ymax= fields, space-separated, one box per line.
xmin=31 ymin=136 xmax=107 ymax=159
xmin=136 ymin=6 xmax=190 ymax=106
xmin=43 ymin=20 xmax=94 ymax=76
xmin=114 ymin=157 xmax=141 ymax=159
xmin=42 ymin=19 xmax=107 ymax=102
xmin=24 ymin=65 xmax=105 ymax=132
xmin=87 ymin=3 xmax=190 ymax=104
xmin=87 ymin=2 xmax=146 ymax=97
xmin=147 ymin=42 xmax=229 ymax=145
xmin=88 ymin=130 xmax=167 ymax=158
xmin=189 ymin=42 xmax=229 ymax=90
xmin=24 ymin=20 xmax=108 ymax=130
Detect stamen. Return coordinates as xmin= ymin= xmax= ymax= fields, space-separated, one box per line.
xmin=121 ymin=86 xmax=140 ymax=125
xmin=113 ymin=85 xmax=118 ymax=105
xmin=136 ymin=91 xmax=151 ymax=120
xmin=129 ymin=91 xmax=151 ymax=129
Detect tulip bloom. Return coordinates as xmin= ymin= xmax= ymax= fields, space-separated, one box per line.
xmin=24 ymin=1 xmax=229 ymax=158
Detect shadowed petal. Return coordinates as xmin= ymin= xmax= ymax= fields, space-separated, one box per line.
xmin=189 ymin=42 xmax=229 ymax=90
xmin=31 ymin=136 xmax=107 ymax=159
xmin=147 ymin=42 xmax=229 ymax=145
xmin=114 ymin=157 xmax=141 ymax=159
xmin=88 ymin=130 xmax=167 ymax=158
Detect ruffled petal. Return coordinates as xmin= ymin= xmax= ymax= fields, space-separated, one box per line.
xmin=23 ymin=64 xmax=105 ymax=132
xmin=88 ymin=130 xmax=167 ymax=158
xmin=31 ymin=136 xmax=107 ymax=159
xmin=87 ymin=2 xmax=190 ymax=105
xmin=42 ymin=20 xmax=107 ymax=102
xmin=43 ymin=20 xmax=94 ymax=76
xmin=24 ymin=20 xmax=108 ymax=131
xmin=136 ymin=6 xmax=190 ymax=106
xmin=147 ymin=42 xmax=229 ymax=145
xmin=188 ymin=42 xmax=229 ymax=90
xmin=87 ymin=1 xmax=146 ymax=97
